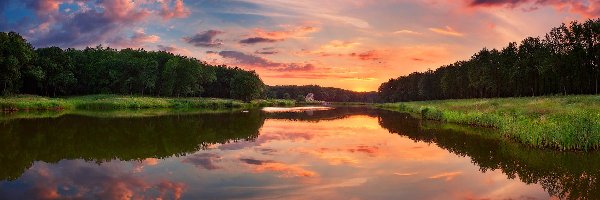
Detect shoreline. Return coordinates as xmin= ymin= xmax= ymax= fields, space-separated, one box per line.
xmin=377 ymin=95 xmax=600 ymax=151
xmin=0 ymin=94 xmax=295 ymax=111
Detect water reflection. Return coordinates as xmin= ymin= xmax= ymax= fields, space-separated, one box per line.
xmin=0 ymin=107 xmax=597 ymax=199
xmin=0 ymin=111 xmax=265 ymax=181
xmin=378 ymin=110 xmax=600 ymax=199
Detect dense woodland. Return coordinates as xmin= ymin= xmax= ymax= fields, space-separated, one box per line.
xmin=0 ymin=32 xmax=264 ymax=101
xmin=379 ymin=19 xmax=600 ymax=102
xmin=267 ymin=85 xmax=378 ymax=102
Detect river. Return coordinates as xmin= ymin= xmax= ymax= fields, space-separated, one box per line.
xmin=0 ymin=107 xmax=597 ymax=199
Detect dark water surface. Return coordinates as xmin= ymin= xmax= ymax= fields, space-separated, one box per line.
xmin=0 ymin=107 xmax=598 ymax=199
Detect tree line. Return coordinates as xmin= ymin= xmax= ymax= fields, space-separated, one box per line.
xmin=0 ymin=32 xmax=264 ymax=101
xmin=379 ymin=18 xmax=600 ymax=102
xmin=267 ymin=85 xmax=378 ymax=102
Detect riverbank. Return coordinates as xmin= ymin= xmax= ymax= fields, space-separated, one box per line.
xmin=0 ymin=95 xmax=295 ymax=111
xmin=377 ymin=95 xmax=600 ymax=151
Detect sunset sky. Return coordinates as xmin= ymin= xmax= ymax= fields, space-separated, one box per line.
xmin=1 ymin=0 xmax=598 ymax=91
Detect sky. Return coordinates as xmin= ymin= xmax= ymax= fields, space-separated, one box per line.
xmin=1 ymin=0 xmax=599 ymax=91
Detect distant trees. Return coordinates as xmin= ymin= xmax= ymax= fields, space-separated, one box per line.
xmin=379 ymin=18 xmax=600 ymax=102
xmin=267 ymin=85 xmax=378 ymax=102
xmin=0 ymin=32 xmax=265 ymax=101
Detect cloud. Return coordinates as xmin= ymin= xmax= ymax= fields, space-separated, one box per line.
xmin=219 ymin=50 xmax=280 ymax=68
xmin=240 ymin=158 xmax=317 ymax=178
xmin=182 ymin=153 xmax=222 ymax=170
xmin=429 ymin=26 xmax=464 ymax=37
xmin=183 ymin=30 xmax=224 ymax=47
xmin=307 ymin=40 xmax=361 ymax=55
xmin=350 ymin=50 xmax=382 ymax=61
xmin=23 ymin=0 xmax=62 ymax=14
xmin=0 ymin=160 xmax=186 ymax=199
xmin=157 ymin=44 xmax=192 ymax=56
xmin=428 ymin=171 xmax=463 ymax=181
xmin=239 ymin=25 xmax=318 ymax=44
xmin=231 ymin=1 xmax=370 ymax=28
xmin=158 ymin=44 xmax=178 ymax=52
xmin=467 ymin=0 xmax=600 ymax=18
xmin=16 ymin=0 xmax=175 ymax=47
xmin=110 ymin=28 xmax=160 ymax=47
xmin=254 ymin=26 xmax=318 ymax=39
xmin=217 ymin=50 xmax=317 ymax=72
xmin=159 ymin=0 xmax=191 ymax=20
xmin=275 ymin=63 xmax=316 ymax=72
xmin=312 ymin=49 xmax=383 ymax=61
xmin=240 ymin=37 xmax=281 ymax=44
xmin=255 ymin=47 xmax=279 ymax=54
xmin=239 ymin=158 xmax=272 ymax=165
xmin=394 ymin=29 xmax=422 ymax=35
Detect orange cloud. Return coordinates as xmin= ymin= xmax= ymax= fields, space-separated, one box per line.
xmin=394 ymin=29 xmax=422 ymax=35
xmin=242 ymin=158 xmax=317 ymax=178
xmin=157 ymin=181 xmax=186 ymax=200
xmin=428 ymin=171 xmax=463 ymax=181
xmin=315 ymin=40 xmax=361 ymax=52
xmin=349 ymin=50 xmax=383 ymax=61
xmin=240 ymin=25 xmax=319 ymax=44
xmin=394 ymin=172 xmax=418 ymax=176
xmin=429 ymin=26 xmax=465 ymax=37
xmin=255 ymin=26 xmax=319 ymax=39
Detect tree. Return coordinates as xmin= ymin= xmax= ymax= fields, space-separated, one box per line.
xmin=34 ymin=47 xmax=77 ymax=96
xmin=378 ymin=19 xmax=600 ymax=102
xmin=0 ymin=32 xmax=34 ymax=95
xmin=230 ymin=71 xmax=264 ymax=102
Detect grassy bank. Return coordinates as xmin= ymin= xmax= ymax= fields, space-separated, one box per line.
xmin=378 ymin=95 xmax=600 ymax=151
xmin=0 ymin=95 xmax=295 ymax=111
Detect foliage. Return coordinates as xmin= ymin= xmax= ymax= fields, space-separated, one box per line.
xmin=0 ymin=33 xmax=265 ymax=101
xmin=230 ymin=71 xmax=265 ymax=102
xmin=379 ymin=18 xmax=600 ymax=102
xmin=378 ymin=95 xmax=600 ymax=151
xmin=0 ymin=32 xmax=34 ymax=95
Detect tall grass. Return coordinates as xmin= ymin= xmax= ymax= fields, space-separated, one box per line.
xmin=378 ymin=95 xmax=600 ymax=151
xmin=0 ymin=94 xmax=295 ymax=111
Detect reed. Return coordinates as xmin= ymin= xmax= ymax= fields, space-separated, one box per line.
xmin=378 ymin=95 xmax=600 ymax=151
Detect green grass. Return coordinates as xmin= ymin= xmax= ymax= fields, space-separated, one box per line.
xmin=377 ymin=95 xmax=600 ymax=151
xmin=0 ymin=94 xmax=295 ymax=111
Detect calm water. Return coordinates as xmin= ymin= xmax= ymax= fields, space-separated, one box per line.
xmin=0 ymin=107 xmax=599 ymax=199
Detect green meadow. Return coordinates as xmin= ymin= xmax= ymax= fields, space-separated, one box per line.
xmin=0 ymin=94 xmax=295 ymax=111
xmin=378 ymin=95 xmax=600 ymax=151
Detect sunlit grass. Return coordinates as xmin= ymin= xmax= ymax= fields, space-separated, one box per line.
xmin=0 ymin=94 xmax=295 ymax=111
xmin=378 ymin=95 xmax=600 ymax=151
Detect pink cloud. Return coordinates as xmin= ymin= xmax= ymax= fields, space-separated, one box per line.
xmin=109 ymin=29 xmax=160 ymax=47
xmin=159 ymin=0 xmax=191 ymax=20
xmin=4 ymin=160 xmax=187 ymax=199
xmin=428 ymin=171 xmax=463 ymax=181
xmin=241 ymin=158 xmax=317 ymax=178
xmin=102 ymin=0 xmax=151 ymax=22
xmin=429 ymin=26 xmax=465 ymax=37
xmin=466 ymin=0 xmax=600 ymax=18
xmin=217 ymin=50 xmax=318 ymax=72
xmin=240 ymin=25 xmax=319 ymax=44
